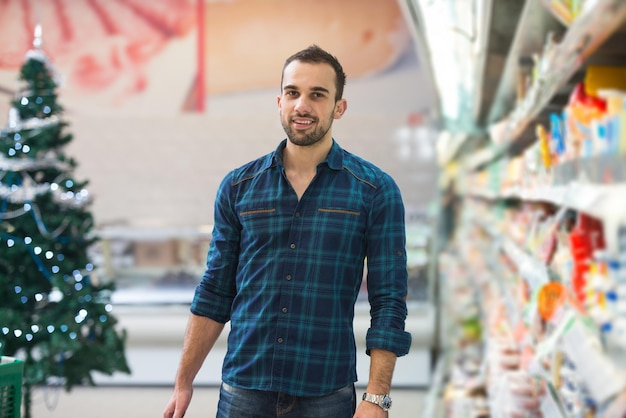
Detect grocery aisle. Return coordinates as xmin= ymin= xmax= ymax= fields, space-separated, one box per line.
xmin=413 ymin=0 xmax=626 ymax=416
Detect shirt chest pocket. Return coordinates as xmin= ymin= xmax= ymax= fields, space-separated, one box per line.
xmin=238 ymin=207 xmax=281 ymax=240
xmin=314 ymin=206 xmax=365 ymax=239
xmin=317 ymin=207 xmax=361 ymax=217
xmin=239 ymin=208 xmax=277 ymax=217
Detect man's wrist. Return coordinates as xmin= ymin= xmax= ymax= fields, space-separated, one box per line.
xmin=366 ymin=384 xmax=390 ymax=394
xmin=362 ymin=392 xmax=392 ymax=411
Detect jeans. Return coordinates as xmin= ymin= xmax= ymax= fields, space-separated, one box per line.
xmin=216 ymin=382 xmax=356 ymax=418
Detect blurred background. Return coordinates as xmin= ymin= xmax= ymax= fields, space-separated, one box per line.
xmin=0 ymin=1 xmax=439 ymax=417
xmin=5 ymin=0 xmax=626 ymax=417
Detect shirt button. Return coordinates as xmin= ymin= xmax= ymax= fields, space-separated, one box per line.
xmin=295 ymin=212 xmax=301 ymax=217
xmin=290 ymin=243 xmax=296 ymax=249
xmin=281 ymin=307 xmax=288 ymax=313
xmin=277 ymin=338 xmax=284 ymax=344
xmin=286 ymin=275 xmax=292 ymax=281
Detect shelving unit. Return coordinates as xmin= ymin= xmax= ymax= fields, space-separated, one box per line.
xmin=466 ymin=0 xmax=626 ymax=170
xmin=414 ymin=0 xmax=626 ymax=416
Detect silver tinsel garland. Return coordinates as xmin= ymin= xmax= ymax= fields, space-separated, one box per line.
xmin=5 ymin=112 xmax=61 ymax=134
xmin=0 ymin=154 xmax=71 ymax=172
xmin=0 ymin=181 xmax=92 ymax=215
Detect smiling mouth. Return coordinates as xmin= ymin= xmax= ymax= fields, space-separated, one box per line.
xmin=292 ymin=117 xmax=315 ymax=128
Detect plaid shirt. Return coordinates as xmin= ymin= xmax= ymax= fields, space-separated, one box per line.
xmin=191 ymin=139 xmax=411 ymax=396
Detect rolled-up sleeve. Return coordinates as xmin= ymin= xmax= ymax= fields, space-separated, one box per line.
xmin=365 ymin=173 xmax=412 ymax=356
xmin=191 ymin=173 xmax=239 ymax=323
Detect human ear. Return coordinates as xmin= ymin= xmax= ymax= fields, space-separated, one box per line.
xmin=334 ymin=99 xmax=347 ymax=119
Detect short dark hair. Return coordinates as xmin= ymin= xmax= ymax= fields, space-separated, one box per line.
xmin=281 ymin=45 xmax=347 ymax=102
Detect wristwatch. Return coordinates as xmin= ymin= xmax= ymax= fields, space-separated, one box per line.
xmin=362 ymin=392 xmax=392 ymax=411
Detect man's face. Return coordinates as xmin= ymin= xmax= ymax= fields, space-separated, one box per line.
xmin=278 ymin=61 xmax=346 ymax=147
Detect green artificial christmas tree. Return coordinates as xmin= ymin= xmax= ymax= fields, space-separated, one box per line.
xmin=0 ymin=26 xmax=130 ymax=417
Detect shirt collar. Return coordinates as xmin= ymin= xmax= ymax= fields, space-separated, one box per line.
xmin=271 ymin=139 xmax=344 ymax=171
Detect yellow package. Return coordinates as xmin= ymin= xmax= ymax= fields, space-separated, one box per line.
xmin=585 ymin=66 xmax=626 ymax=97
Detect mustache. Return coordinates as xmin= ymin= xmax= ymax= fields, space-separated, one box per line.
xmin=292 ymin=112 xmax=315 ymax=119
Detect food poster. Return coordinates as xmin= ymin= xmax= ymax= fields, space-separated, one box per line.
xmin=0 ymin=0 xmax=423 ymax=115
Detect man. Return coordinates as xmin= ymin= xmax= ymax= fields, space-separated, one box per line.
xmin=163 ymin=45 xmax=411 ymax=418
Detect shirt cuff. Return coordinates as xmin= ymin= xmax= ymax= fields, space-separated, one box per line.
xmin=190 ymin=285 xmax=232 ymax=324
xmin=366 ymin=327 xmax=412 ymax=357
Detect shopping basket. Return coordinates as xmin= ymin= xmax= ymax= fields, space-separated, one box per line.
xmin=0 ymin=357 xmax=22 ymax=418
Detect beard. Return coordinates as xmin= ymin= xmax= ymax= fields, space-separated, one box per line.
xmin=282 ymin=111 xmax=334 ymax=147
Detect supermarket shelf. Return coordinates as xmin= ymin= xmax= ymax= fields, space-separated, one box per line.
xmin=503 ymin=183 xmax=626 ymax=222
xmin=461 ymin=207 xmax=626 ymax=416
xmin=487 ymin=0 xmax=562 ymax=125
xmin=501 ymin=237 xmax=550 ymax=292
xmin=472 ymin=215 xmax=551 ymax=292
xmin=465 ymin=181 xmax=626 ymax=218
xmin=503 ymin=0 xmax=626 ymax=137
xmin=467 ymin=0 xmax=626 ymax=171
xmin=466 ymin=179 xmax=626 ymax=253
xmin=429 ymin=0 xmax=626 ymax=415
xmin=506 ymin=182 xmax=626 ymax=252
xmin=461 ymin=145 xmax=501 ymax=173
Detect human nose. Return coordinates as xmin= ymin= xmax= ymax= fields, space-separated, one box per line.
xmin=294 ymin=97 xmax=312 ymax=114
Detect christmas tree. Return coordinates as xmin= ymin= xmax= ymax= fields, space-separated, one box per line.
xmin=0 ymin=26 xmax=130 ymax=418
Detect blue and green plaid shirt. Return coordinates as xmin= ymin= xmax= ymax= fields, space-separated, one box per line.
xmin=191 ymin=139 xmax=411 ymax=396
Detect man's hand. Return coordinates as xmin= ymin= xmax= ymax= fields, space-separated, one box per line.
xmin=163 ymin=315 xmax=225 ymax=417
xmin=163 ymin=386 xmax=193 ymax=418
xmin=353 ymin=399 xmax=388 ymax=418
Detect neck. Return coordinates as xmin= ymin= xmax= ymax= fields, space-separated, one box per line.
xmin=283 ymin=136 xmax=332 ymax=172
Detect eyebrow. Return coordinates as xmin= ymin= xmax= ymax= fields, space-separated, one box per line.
xmin=283 ymin=85 xmax=330 ymax=94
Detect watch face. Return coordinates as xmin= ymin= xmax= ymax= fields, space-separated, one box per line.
xmin=382 ymin=395 xmax=392 ymax=410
